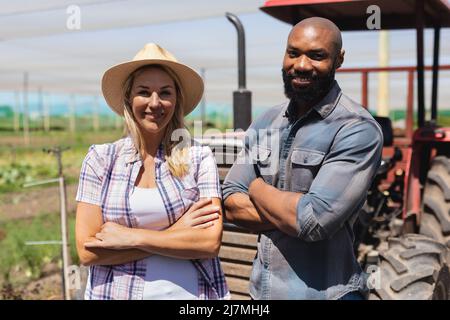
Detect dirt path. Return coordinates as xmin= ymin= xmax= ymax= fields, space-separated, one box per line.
xmin=1 ymin=273 xmax=63 ymax=300
xmin=23 ymin=273 xmax=63 ymax=300
xmin=0 ymin=184 xmax=78 ymax=222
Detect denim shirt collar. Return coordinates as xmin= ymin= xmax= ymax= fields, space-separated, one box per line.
xmin=313 ymin=80 xmax=342 ymax=119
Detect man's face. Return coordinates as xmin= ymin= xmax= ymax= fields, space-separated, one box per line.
xmin=282 ymin=25 xmax=342 ymax=104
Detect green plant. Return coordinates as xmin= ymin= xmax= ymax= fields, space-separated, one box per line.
xmin=0 ymin=213 xmax=78 ymax=285
xmin=0 ymin=162 xmax=35 ymax=193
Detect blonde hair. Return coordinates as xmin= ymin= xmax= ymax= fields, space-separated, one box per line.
xmin=123 ymin=65 xmax=190 ymax=177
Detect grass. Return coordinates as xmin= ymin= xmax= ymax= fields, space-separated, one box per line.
xmin=0 ymin=129 xmax=125 ymax=194
xmin=0 ymin=212 xmax=78 ymax=286
xmin=438 ymin=114 xmax=450 ymax=127
xmin=0 ymin=114 xmax=120 ymax=132
xmin=0 ymin=146 xmax=91 ymax=193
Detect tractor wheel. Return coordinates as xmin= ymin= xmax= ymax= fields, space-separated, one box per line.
xmin=420 ymin=156 xmax=450 ymax=248
xmin=369 ymin=234 xmax=448 ymax=300
xmin=432 ymin=265 xmax=450 ymax=300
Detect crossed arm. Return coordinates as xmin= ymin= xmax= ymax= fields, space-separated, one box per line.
xmin=224 ymin=120 xmax=383 ymax=240
xmin=248 ymin=178 xmax=303 ymax=236
xmin=76 ymin=198 xmax=223 ymax=266
xmin=224 ymin=178 xmax=302 ymax=236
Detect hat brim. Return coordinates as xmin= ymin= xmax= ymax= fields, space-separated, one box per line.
xmin=102 ymin=59 xmax=204 ymax=116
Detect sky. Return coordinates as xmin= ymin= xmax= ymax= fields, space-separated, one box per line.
xmin=0 ymin=0 xmax=449 ymax=120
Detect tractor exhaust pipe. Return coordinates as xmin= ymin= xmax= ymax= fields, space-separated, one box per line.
xmin=226 ymin=12 xmax=252 ymax=131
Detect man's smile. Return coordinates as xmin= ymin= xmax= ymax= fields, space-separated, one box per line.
xmin=291 ymin=76 xmax=313 ymax=87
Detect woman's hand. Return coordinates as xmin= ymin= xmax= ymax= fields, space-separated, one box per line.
xmin=170 ymin=198 xmax=221 ymax=231
xmin=84 ymin=222 xmax=139 ymax=250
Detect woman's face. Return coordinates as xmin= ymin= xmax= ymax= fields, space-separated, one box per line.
xmin=129 ymin=67 xmax=177 ymax=134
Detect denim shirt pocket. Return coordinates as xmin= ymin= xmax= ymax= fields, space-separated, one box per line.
xmin=289 ymin=148 xmax=325 ymax=192
xmin=251 ymin=145 xmax=276 ymax=184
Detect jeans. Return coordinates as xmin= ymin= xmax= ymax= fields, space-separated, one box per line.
xmin=339 ymin=291 xmax=365 ymax=300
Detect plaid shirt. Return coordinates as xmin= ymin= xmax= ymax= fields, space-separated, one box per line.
xmin=76 ymin=136 xmax=230 ymax=300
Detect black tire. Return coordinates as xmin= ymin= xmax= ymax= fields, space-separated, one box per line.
xmin=432 ymin=265 xmax=450 ymax=300
xmin=370 ymin=234 xmax=448 ymax=300
xmin=420 ymin=156 xmax=450 ymax=248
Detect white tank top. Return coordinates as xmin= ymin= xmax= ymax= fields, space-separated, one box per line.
xmin=129 ymin=186 xmax=198 ymax=300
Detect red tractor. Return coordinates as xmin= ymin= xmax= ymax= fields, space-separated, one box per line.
xmin=260 ymin=0 xmax=450 ymax=300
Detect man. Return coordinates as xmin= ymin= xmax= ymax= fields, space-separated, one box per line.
xmin=222 ymin=17 xmax=383 ymax=300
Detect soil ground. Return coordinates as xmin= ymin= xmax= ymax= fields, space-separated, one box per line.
xmin=0 ymin=184 xmax=78 ymax=222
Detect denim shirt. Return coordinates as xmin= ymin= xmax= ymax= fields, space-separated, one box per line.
xmin=222 ymin=81 xmax=383 ymax=300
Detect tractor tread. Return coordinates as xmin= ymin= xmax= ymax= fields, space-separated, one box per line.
xmin=375 ymin=288 xmax=392 ymax=300
xmin=390 ymin=267 xmax=435 ymax=292
xmin=371 ymin=234 xmax=447 ymax=300
xmin=420 ymin=155 xmax=450 ymax=244
xmin=388 ymin=237 xmax=416 ymax=249
xmin=399 ymin=248 xmax=443 ymax=260
xmin=432 ymin=156 xmax=450 ymax=174
xmin=422 ymin=188 xmax=450 ymax=233
xmin=420 ymin=213 xmax=446 ymax=244
xmin=427 ymin=171 xmax=450 ymax=201
xmin=380 ymin=252 xmax=408 ymax=274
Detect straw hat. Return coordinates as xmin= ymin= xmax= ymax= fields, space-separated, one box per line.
xmin=102 ymin=43 xmax=204 ymax=116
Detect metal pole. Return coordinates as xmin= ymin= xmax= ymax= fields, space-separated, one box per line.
xmin=44 ymin=93 xmax=50 ymax=132
xmin=39 ymin=87 xmax=44 ymax=131
xmin=23 ymin=72 xmax=30 ymax=146
xmin=406 ymin=71 xmax=415 ymax=139
xmin=14 ymin=91 xmax=20 ymax=132
xmin=59 ymin=174 xmax=71 ymax=300
xmin=431 ymin=26 xmax=440 ymax=123
xmin=225 ymin=12 xmax=252 ymax=131
xmin=45 ymin=147 xmax=71 ymax=300
xmin=362 ymin=71 xmax=368 ymax=109
xmin=377 ymin=31 xmax=390 ymax=117
xmin=226 ymin=13 xmax=246 ymax=89
xmin=416 ymin=0 xmax=425 ymax=128
xmin=69 ymin=95 xmax=76 ymax=134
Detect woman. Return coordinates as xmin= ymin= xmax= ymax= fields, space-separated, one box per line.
xmin=75 ymin=43 xmax=229 ymax=300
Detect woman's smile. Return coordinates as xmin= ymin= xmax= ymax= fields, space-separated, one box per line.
xmin=130 ymin=67 xmax=177 ymax=134
xmin=143 ymin=109 xmax=165 ymax=121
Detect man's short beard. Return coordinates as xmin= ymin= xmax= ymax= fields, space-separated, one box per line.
xmin=282 ymin=69 xmax=335 ymax=105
